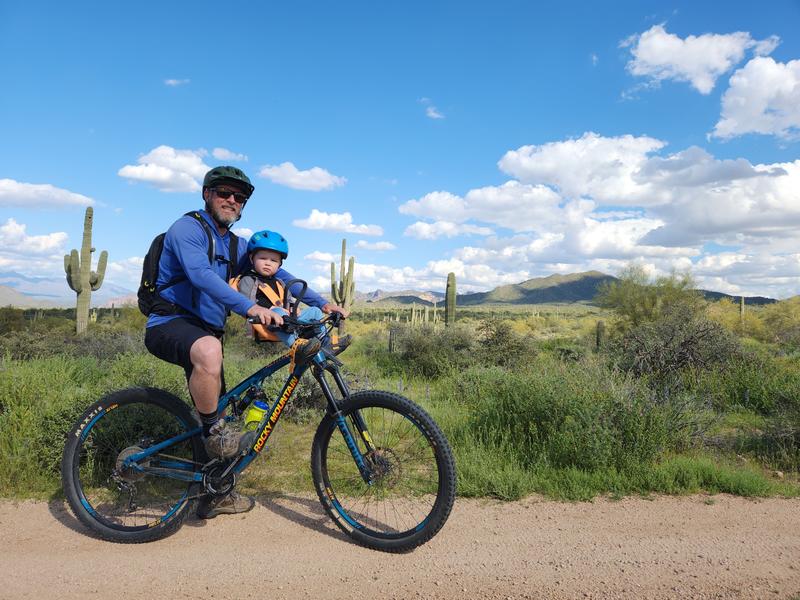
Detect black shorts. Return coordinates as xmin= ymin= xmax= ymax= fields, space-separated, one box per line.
xmin=144 ymin=317 xmax=226 ymax=391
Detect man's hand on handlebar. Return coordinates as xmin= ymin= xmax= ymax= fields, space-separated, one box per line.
xmin=246 ymin=304 xmax=283 ymax=327
xmin=322 ymin=303 xmax=349 ymax=319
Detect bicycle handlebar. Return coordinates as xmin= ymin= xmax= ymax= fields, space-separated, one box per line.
xmin=247 ymin=311 xmax=344 ymax=334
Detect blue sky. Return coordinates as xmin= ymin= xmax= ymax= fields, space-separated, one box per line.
xmin=1 ymin=0 xmax=799 ymax=301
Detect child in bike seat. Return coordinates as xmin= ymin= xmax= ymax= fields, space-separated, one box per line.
xmin=230 ymin=229 xmax=350 ymax=366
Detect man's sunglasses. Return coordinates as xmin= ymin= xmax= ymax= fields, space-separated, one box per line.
xmin=212 ymin=187 xmax=249 ymax=204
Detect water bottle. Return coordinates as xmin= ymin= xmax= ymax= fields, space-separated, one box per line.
xmin=243 ymin=400 xmax=269 ymax=431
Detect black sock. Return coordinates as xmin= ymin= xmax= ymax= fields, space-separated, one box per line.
xmin=198 ymin=409 xmax=219 ymax=437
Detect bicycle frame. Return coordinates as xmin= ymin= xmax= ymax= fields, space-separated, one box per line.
xmin=122 ymin=330 xmax=377 ymax=486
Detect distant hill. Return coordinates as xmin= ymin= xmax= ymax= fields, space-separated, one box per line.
xmin=369 ymin=295 xmax=437 ymax=307
xmin=355 ymin=271 xmax=779 ymax=308
xmin=0 ymin=271 xmax=135 ymax=308
xmin=458 ymin=271 xmax=616 ymax=305
xmin=0 ymin=285 xmax=60 ymax=308
xmin=699 ymin=290 xmax=776 ymax=305
xmin=358 ymin=289 xmax=444 ymax=305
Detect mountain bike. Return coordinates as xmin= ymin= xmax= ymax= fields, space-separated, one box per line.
xmin=60 ymin=291 xmax=456 ymax=552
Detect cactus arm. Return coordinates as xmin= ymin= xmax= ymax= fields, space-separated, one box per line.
xmin=90 ymin=250 xmax=108 ymax=290
xmin=344 ymin=256 xmax=354 ymax=309
xmin=330 ymin=262 xmax=338 ymax=302
xmin=65 ymin=250 xmax=82 ymax=293
xmin=64 ymin=253 xmax=76 ymax=292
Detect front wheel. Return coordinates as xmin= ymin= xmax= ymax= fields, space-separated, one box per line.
xmin=61 ymin=387 xmax=204 ymax=543
xmin=311 ymin=391 xmax=456 ymax=552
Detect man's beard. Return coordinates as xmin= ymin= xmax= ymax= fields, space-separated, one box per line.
xmin=206 ymin=202 xmax=239 ymax=228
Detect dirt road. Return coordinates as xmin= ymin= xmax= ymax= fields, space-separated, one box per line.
xmin=1 ymin=494 xmax=799 ymax=599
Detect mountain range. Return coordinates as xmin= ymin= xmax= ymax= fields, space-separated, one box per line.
xmin=0 ymin=270 xmax=777 ymax=309
xmin=359 ymin=271 xmax=776 ymax=307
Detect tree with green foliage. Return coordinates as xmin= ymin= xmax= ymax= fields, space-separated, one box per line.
xmin=761 ymin=296 xmax=800 ymax=349
xmin=595 ymin=264 xmax=702 ymax=331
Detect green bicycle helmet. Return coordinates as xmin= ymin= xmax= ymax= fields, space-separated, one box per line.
xmin=203 ymin=166 xmax=255 ymax=197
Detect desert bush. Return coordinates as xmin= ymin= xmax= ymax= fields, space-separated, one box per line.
xmin=705 ymin=298 xmax=766 ymax=339
xmin=761 ymin=297 xmax=800 ymax=350
xmin=478 ymin=318 xmax=537 ymax=368
xmin=611 ymin=304 xmax=740 ymax=384
xmin=435 ymin=358 xmax=705 ymax=473
xmin=692 ymin=353 xmax=800 ymax=414
xmin=0 ymin=329 xmax=146 ymax=362
xmin=0 ymin=307 xmax=27 ymax=332
xmin=389 ymin=323 xmax=476 ymax=377
xmin=758 ymin=396 xmax=800 ymax=471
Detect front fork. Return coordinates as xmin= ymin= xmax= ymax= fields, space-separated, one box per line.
xmin=313 ymin=363 xmax=376 ymax=483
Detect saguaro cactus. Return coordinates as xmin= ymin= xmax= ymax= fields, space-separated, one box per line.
xmin=596 ymin=320 xmax=605 ymax=350
xmin=445 ymin=272 xmax=456 ymax=326
xmin=330 ymin=238 xmax=355 ymax=333
xmin=64 ymin=207 xmax=107 ymax=335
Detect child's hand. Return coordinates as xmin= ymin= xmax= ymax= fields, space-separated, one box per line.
xmin=247 ymin=304 xmax=284 ymax=327
xmin=322 ymin=303 xmax=349 ymax=318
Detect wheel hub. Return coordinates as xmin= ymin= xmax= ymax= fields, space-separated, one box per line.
xmin=368 ymin=448 xmax=401 ymax=488
xmin=115 ymin=446 xmax=149 ymax=482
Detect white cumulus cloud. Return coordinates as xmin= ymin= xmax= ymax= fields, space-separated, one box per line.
xmin=622 ymin=24 xmax=779 ymax=94
xmin=393 ymin=131 xmax=800 ymax=298
xmin=164 ymin=79 xmax=190 ymax=86
xmin=232 ymin=227 xmax=253 ymax=239
xmin=259 ymin=162 xmax=346 ymax=191
xmin=0 ymin=218 xmax=67 ymax=256
xmin=305 ymin=251 xmax=336 ymax=262
xmin=404 ymin=221 xmax=494 ymax=240
xmin=713 ymin=57 xmax=800 ymax=139
xmin=498 ymin=132 xmax=665 ymax=204
xmin=0 ymin=179 xmax=94 ymax=208
xmin=118 ymin=145 xmax=209 ymax=192
xmin=293 ymin=209 xmax=383 ymax=236
xmin=212 ymin=147 xmax=248 ymax=162
xmin=356 ymin=240 xmax=397 ymax=251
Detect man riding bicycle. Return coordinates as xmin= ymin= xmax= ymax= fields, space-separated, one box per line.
xmin=143 ymin=165 xmax=346 ymax=518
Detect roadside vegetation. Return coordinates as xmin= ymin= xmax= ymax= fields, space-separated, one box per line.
xmin=1 ymin=269 xmax=798 ymax=501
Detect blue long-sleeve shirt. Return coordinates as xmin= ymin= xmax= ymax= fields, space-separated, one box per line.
xmin=146 ymin=210 xmax=327 ymax=330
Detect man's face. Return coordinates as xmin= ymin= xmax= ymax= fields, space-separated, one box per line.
xmin=251 ymin=249 xmax=283 ymax=277
xmin=203 ymin=183 xmax=248 ymax=228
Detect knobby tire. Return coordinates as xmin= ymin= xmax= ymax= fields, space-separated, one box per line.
xmin=61 ymin=387 xmax=203 ymax=543
xmin=311 ymin=391 xmax=457 ymax=552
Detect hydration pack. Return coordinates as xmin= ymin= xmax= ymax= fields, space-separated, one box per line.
xmin=138 ymin=211 xmax=239 ymax=317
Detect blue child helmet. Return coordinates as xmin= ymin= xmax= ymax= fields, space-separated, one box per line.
xmin=247 ymin=230 xmax=289 ymax=259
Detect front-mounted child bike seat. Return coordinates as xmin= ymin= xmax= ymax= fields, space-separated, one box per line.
xmin=230 ymin=274 xmax=298 ymax=342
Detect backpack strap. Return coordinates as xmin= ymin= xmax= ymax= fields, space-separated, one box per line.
xmin=226 ymin=230 xmax=239 ymax=282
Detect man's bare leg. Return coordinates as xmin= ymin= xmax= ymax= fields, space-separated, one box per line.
xmin=188 ymin=336 xmax=223 ymax=415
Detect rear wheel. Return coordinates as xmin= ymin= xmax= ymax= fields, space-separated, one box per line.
xmin=311 ymin=391 xmax=456 ymax=552
xmin=61 ymin=387 xmax=204 ymax=543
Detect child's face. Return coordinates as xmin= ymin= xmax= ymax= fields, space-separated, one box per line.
xmin=251 ymin=249 xmax=283 ymax=277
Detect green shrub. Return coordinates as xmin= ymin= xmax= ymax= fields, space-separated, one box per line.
xmin=693 ymin=353 xmax=800 ymax=414
xmin=477 ymin=318 xmax=537 ymax=369
xmin=391 ymin=324 xmax=477 ymax=377
xmin=435 ymin=358 xmax=697 ymax=473
xmin=611 ymin=304 xmax=740 ymax=384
